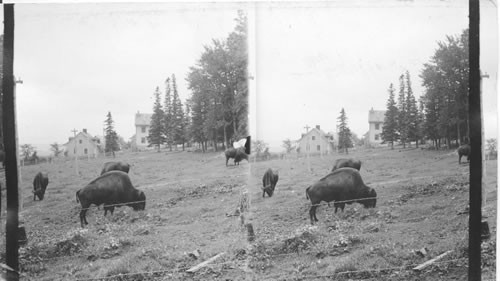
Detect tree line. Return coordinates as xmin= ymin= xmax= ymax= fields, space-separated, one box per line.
xmin=382 ymin=29 xmax=469 ymax=150
xmin=148 ymin=11 xmax=248 ymax=152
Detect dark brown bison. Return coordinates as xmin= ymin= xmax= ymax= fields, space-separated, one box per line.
xmin=262 ymin=168 xmax=279 ymax=197
xmin=225 ymin=147 xmax=248 ymax=166
xmin=76 ymin=171 xmax=146 ymax=227
xmin=33 ymin=172 xmax=49 ymax=201
xmin=458 ymin=144 xmax=470 ymax=164
xmin=100 ymin=161 xmax=131 ymax=175
xmin=331 ymin=158 xmax=361 ymax=172
xmin=306 ymin=167 xmax=377 ymax=224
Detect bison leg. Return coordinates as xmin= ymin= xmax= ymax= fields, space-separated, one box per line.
xmin=262 ymin=190 xmax=266 ymax=198
xmin=334 ymin=203 xmax=345 ymax=213
xmin=459 ymin=155 xmax=462 ymax=164
xmin=80 ymin=209 xmax=88 ymax=228
xmin=309 ymin=205 xmax=318 ymax=225
xmin=226 ymin=157 xmax=229 ymax=166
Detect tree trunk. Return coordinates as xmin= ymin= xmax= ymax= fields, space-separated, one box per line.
xmin=232 ymin=116 xmax=237 ymax=138
xmin=223 ymin=123 xmax=227 ymax=150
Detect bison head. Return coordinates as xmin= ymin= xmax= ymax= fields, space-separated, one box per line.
xmin=131 ymin=190 xmax=146 ymax=211
xmin=263 ymin=185 xmax=275 ymax=197
xmin=359 ymin=188 xmax=377 ymax=209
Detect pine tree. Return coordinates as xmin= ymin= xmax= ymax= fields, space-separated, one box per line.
xmin=148 ymin=87 xmax=166 ymax=152
xmin=163 ymin=77 xmax=173 ymax=151
xmin=337 ymin=108 xmax=352 ymax=154
xmin=405 ymin=71 xmax=419 ymax=147
xmin=397 ymin=74 xmax=407 ymax=148
xmin=381 ymin=83 xmax=399 ymax=149
xmin=104 ymin=111 xmax=119 ymax=157
xmin=171 ymin=74 xmax=186 ymax=150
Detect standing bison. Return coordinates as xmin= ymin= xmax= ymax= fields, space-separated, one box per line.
xmin=458 ymin=144 xmax=470 ymax=164
xmin=262 ymin=168 xmax=279 ymax=197
xmin=306 ymin=167 xmax=376 ymax=224
xmin=76 ymin=171 xmax=146 ymax=228
xmin=33 ymin=172 xmax=49 ymax=201
xmin=101 ymin=161 xmax=131 ymax=175
xmin=331 ymin=158 xmax=361 ymax=172
xmin=225 ymin=147 xmax=249 ymax=166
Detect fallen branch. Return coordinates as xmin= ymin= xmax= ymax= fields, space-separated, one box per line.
xmin=186 ymin=252 xmax=225 ymax=273
xmin=413 ymin=250 xmax=453 ymax=271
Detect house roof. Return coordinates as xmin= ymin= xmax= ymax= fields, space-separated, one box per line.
xmin=63 ymin=131 xmax=99 ymax=146
xmin=135 ymin=113 xmax=153 ymax=126
xmin=368 ymin=109 xmax=386 ymax=123
xmin=298 ymin=127 xmax=334 ymax=143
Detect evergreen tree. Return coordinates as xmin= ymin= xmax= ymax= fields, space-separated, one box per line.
xmin=397 ymin=74 xmax=408 ymax=148
xmin=337 ymin=108 xmax=352 ymax=154
xmin=104 ymin=111 xmax=119 ymax=157
xmin=163 ymin=77 xmax=174 ymax=151
xmin=148 ymin=87 xmax=166 ymax=152
xmin=171 ymin=74 xmax=186 ymax=150
xmin=381 ymin=83 xmax=399 ymax=149
xmin=405 ymin=71 xmax=419 ymax=147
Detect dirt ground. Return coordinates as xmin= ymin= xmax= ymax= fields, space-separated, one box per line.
xmin=0 ymin=146 xmax=496 ymax=280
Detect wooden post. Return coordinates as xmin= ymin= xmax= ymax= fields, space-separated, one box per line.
xmin=468 ymin=1 xmax=482 ymax=280
xmin=480 ymin=72 xmax=488 ymax=210
xmin=3 ymin=5 xmax=20 ymax=280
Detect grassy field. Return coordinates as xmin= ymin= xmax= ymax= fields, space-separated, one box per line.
xmin=0 ymin=146 xmax=496 ymax=280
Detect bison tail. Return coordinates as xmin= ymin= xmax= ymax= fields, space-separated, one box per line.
xmin=306 ymin=186 xmax=310 ymax=200
xmin=76 ymin=190 xmax=80 ymax=203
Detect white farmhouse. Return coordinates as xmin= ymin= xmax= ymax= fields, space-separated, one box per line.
xmin=134 ymin=112 xmax=153 ymax=150
xmin=63 ymin=129 xmax=101 ymax=158
xmin=367 ymin=108 xmax=386 ymax=146
xmin=297 ymin=125 xmax=335 ymax=155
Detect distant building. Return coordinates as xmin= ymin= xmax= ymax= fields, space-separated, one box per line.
xmin=134 ymin=111 xmax=153 ymax=149
xmin=297 ymin=125 xmax=335 ymax=155
xmin=63 ymin=129 xmax=101 ymax=158
xmin=368 ymin=108 xmax=386 ymax=146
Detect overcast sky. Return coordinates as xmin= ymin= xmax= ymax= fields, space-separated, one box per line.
xmin=2 ymin=1 xmax=498 ymax=154
xmin=249 ymin=0 xmax=498 ymax=151
xmin=8 ymin=2 xmax=245 ymax=154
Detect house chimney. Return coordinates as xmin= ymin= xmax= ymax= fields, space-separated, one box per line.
xmin=83 ymin=128 xmax=87 ymax=133
xmin=316 ymin=125 xmax=320 ymax=130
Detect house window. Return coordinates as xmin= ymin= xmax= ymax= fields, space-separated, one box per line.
xmin=375 ymin=134 xmax=379 ymax=140
xmin=84 ymin=148 xmax=88 ymax=154
xmin=312 ymin=136 xmax=315 ymax=140
xmin=141 ymin=126 xmax=146 ymax=133
xmin=375 ymin=123 xmax=380 ymax=130
xmin=317 ymin=145 xmax=320 ymax=151
xmin=141 ymin=137 xmax=146 ymax=144
xmin=79 ymin=140 xmax=82 ymax=144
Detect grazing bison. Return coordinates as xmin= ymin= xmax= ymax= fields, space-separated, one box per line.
xmin=262 ymin=168 xmax=279 ymax=197
xmin=76 ymin=171 xmax=146 ymax=228
xmin=306 ymin=167 xmax=377 ymax=224
xmin=331 ymin=158 xmax=362 ymax=172
xmin=458 ymin=144 xmax=470 ymax=164
xmin=100 ymin=161 xmax=131 ymax=175
xmin=33 ymin=172 xmax=49 ymax=201
xmin=225 ymin=147 xmax=249 ymax=166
